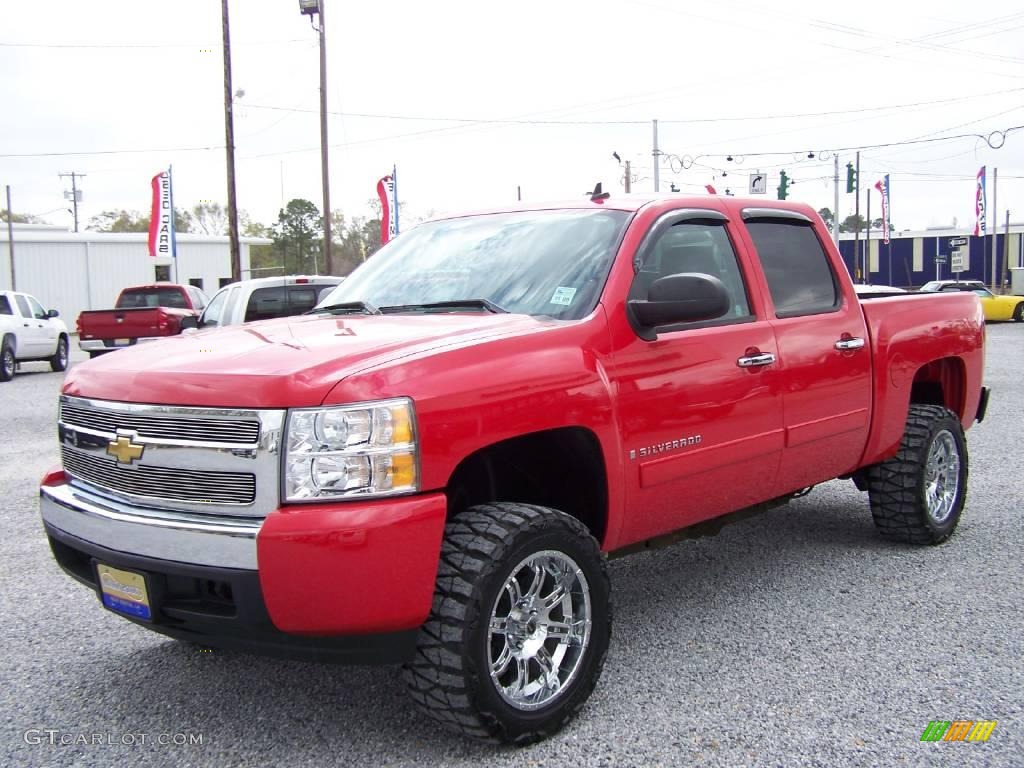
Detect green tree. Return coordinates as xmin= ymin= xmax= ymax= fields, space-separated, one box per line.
xmin=87 ymin=208 xmax=192 ymax=233
xmin=272 ymin=199 xmax=322 ymax=274
xmin=191 ymin=202 xmax=228 ymax=235
xmin=1 ymin=209 xmax=44 ymax=224
xmin=817 ymin=207 xmax=835 ymax=233
xmin=239 ymin=211 xmax=280 ymax=277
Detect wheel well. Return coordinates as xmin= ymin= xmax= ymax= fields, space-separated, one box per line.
xmin=446 ymin=427 xmax=608 ymax=544
xmin=910 ymin=357 xmax=966 ymax=418
xmin=2 ymin=333 xmax=14 ymax=352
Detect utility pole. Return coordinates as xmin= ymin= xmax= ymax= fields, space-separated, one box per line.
xmin=221 ymin=0 xmax=242 ymax=282
xmin=624 ymin=160 xmax=632 ymax=193
xmin=317 ymin=1 xmax=333 ymax=273
xmin=5 ymin=185 xmax=15 ymax=290
xmin=517 ymin=185 xmax=521 ymax=201
xmin=59 ymin=172 xmax=85 ymax=232
xmin=853 ymin=151 xmax=861 ymax=282
xmin=1002 ymin=209 xmax=1011 ymax=289
xmin=865 ymin=187 xmax=871 ymax=283
xmin=652 ymin=119 xmax=660 ymax=193
xmin=832 ymin=155 xmax=840 ymax=247
xmin=990 ymin=167 xmax=998 ymax=290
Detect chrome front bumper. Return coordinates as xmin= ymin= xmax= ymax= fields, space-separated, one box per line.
xmin=40 ymin=482 xmax=261 ymax=569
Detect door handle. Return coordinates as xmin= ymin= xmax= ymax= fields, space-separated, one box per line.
xmin=737 ymin=352 xmax=776 ymax=368
xmin=835 ymin=337 xmax=866 ymax=351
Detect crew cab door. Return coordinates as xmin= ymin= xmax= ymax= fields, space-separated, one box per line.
xmin=740 ymin=209 xmax=872 ymax=492
xmin=606 ymin=210 xmax=785 ymax=545
xmin=13 ymin=293 xmax=47 ymax=357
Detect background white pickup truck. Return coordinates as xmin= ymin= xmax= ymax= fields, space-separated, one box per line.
xmin=0 ymin=290 xmax=70 ymax=381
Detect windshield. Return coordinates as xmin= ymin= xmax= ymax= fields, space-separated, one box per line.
xmin=317 ymin=209 xmax=631 ymax=319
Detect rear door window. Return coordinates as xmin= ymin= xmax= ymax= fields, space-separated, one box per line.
xmin=745 ymin=220 xmax=839 ymax=317
xmin=15 ymin=295 xmax=31 ymax=318
xmin=244 ymin=287 xmax=288 ymax=322
xmin=287 ymin=287 xmax=318 ymax=314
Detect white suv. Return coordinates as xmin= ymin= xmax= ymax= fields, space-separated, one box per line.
xmin=0 ymin=290 xmax=70 ymax=381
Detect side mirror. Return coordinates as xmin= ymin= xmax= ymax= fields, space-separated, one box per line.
xmin=627 ymin=273 xmax=731 ymax=340
xmin=180 ymin=315 xmax=199 ymax=330
xmin=46 ymin=309 xmax=60 ymax=318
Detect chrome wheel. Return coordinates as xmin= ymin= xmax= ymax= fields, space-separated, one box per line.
xmin=59 ymin=340 xmax=67 ymax=365
xmin=1 ymin=348 xmax=13 ymax=376
xmin=925 ymin=430 xmax=960 ymax=524
xmin=488 ymin=550 xmax=591 ymax=711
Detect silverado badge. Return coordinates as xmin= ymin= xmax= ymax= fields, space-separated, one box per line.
xmin=107 ymin=434 xmax=145 ymax=465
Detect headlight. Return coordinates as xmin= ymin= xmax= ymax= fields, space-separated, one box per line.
xmin=283 ymin=398 xmax=418 ymax=501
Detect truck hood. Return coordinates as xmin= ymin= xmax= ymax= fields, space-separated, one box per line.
xmin=63 ymin=313 xmax=546 ymax=408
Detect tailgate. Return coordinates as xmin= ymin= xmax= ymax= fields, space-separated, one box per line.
xmin=78 ymin=308 xmax=181 ymax=341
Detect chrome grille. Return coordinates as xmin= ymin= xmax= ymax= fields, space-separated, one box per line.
xmin=62 ymin=446 xmax=256 ymax=506
xmin=59 ymin=401 xmax=260 ymax=445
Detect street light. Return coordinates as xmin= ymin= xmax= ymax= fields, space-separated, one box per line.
xmin=298 ymin=0 xmax=333 ymax=273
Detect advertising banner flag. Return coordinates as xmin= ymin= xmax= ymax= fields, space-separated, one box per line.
xmin=376 ymin=175 xmax=394 ymax=245
xmin=974 ymin=166 xmax=987 ymax=237
xmin=147 ymin=168 xmax=176 ymax=258
xmin=874 ymin=174 xmax=890 ymax=245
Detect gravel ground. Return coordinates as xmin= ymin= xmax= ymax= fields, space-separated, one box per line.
xmin=1 ymin=328 xmax=1021 ymax=767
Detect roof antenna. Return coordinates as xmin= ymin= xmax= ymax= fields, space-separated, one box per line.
xmin=588 ymin=182 xmax=610 ymax=202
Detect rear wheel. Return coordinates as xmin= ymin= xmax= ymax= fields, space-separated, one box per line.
xmin=865 ymin=405 xmax=968 ymax=544
xmin=404 ymin=502 xmax=611 ymax=744
xmin=1013 ymin=302 xmax=1024 ymax=322
xmin=50 ymin=336 xmax=69 ymax=372
xmin=0 ymin=340 xmax=15 ymax=382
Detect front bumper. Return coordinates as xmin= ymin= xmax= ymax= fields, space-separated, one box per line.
xmin=40 ymin=479 xmax=448 ymax=659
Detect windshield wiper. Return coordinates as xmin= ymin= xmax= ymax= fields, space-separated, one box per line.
xmin=309 ymin=301 xmax=381 ymax=315
xmin=379 ymin=299 xmax=508 ymax=314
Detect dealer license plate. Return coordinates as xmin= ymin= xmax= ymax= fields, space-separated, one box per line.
xmin=97 ymin=563 xmax=152 ymax=621
xmin=113 ymin=338 xmax=131 ymax=346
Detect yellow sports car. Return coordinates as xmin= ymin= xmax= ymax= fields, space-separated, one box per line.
xmin=919 ymin=280 xmax=1024 ymax=322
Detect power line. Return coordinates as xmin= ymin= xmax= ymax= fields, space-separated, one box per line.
xmin=240 ymin=85 xmax=1024 ymax=127
xmin=0 ymin=39 xmax=308 ymax=49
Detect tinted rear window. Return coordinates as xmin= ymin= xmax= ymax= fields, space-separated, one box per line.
xmin=117 ymin=288 xmax=188 ymax=309
xmin=745 ymin=220 xmax=839 ymax=317
xmin=0 ymin=296 xmax=11 ymax=315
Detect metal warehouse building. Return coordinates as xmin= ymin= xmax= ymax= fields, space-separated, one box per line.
xmin=0 ymin=225 xmax=269 ymax=321
xmin=837 ymin=224 xmax=1024 ymax=291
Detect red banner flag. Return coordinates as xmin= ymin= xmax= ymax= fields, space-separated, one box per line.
xmin=376 ymin=176 xmax=393 ymax=245
xmin=147 ymin=169 xmax=174 ymax=258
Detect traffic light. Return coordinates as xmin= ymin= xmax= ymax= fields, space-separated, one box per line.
xmin=777 ymin=170 xmax=790 ymax=200
xmin=846 ymin=162 xmax=856 ymax=193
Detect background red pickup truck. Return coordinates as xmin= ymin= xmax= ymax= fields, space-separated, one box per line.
xmin=76 ymin=283 xmax=208 ymax=357
xmin=42 ymin=196 xmax=987 ymax=745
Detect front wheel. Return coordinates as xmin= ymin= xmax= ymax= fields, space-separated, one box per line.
xmin=865 ymin=405 xmax=968 ymax=544
xmin=404 ymin=503 xmax=611 ymax=744
xmin=0 ymin=340 xmax=15 ymax=382
xmin=50 ymin=336 xmax=69 ymax=372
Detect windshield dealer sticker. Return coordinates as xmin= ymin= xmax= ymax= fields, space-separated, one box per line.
xmin=550 ymin=286 xmax=577 ymax=306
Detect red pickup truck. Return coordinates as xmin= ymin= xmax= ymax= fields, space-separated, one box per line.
xmin=76 ymin=283 xmax=208 ymax=357
xmin=41 ymin=196 xmax=987 ymax=744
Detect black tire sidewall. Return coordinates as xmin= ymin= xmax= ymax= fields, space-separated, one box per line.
xmin=0 ymin=343 xmax=14 ymax=381
xmin=464 ymin=525 xmax=610 ymax=741
xmin=915 ymin=411 xmax=968 ymax=540
xmin=52 ymin=337 xmax=68 ymax=371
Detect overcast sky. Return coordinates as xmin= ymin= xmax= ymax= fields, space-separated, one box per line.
xmin=2 ymin=0 xmax=1022 ymax=233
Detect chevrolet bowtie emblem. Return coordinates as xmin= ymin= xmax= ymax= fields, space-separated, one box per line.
xmin=107 ymin=435 xmax=145 ymax=464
